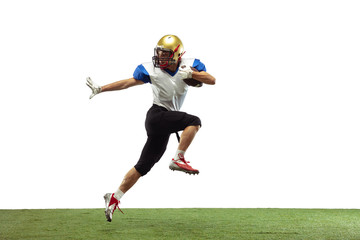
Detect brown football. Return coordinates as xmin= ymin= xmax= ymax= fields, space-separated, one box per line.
xmin=183 ymin=66 xmax=203 ymax=87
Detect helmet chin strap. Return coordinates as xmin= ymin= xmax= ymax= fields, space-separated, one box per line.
xmin=160 ymin=62 xmax=170 ymax=69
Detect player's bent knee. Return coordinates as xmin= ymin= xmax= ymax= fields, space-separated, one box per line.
xmin=188 ymin=116 xmax=201 ymax=128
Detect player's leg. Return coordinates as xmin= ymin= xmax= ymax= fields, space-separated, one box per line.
xmin=178 ymin=125 xmax=201 ymax=152
xmin=104 ymin=134 xmax=169 ymax=222
xmin=119 ymin=167 xmax=141 ymax=193
xmin=160 ymin=110 xmax=202 ymax=174
xmin=134 ymin=134 xmax=170 ymax=176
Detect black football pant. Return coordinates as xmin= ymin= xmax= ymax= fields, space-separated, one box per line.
xmin=134 ymin=104 xmax=201 ymax=176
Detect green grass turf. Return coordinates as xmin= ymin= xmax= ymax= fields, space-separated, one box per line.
xmin=1 ymin=208 xmax=360 ymax=240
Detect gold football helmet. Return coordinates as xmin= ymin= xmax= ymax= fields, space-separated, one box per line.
xmin=152 ymin=34 xmax=185 ymax=68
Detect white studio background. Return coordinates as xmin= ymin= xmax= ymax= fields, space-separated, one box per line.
xmin=0 ymin=0 xmax=359 ymax=209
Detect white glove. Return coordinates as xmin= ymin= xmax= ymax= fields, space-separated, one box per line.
xmin=86 ymin=77 xmax=101 ymax=99
xmin=178 ymin=65 xmax=193 ymax=79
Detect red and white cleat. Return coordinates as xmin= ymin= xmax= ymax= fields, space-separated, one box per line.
xmin=104 ymin=193 xmax=124 ymax=222
xmin=169 ymin=155 xmax=199 ymax=175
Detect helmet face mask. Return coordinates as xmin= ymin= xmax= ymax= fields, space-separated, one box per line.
xmin=152 ymin=47 xmax=176 ymax=68
xmin=152 ymin=35 xmax=185 ymax=69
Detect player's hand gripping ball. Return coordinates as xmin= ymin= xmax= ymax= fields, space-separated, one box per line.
xmin=180 ymin=65 xmax=203 ymax=88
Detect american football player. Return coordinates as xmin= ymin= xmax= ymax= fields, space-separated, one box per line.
xmin=86 ymin=34 xmax=216 ymax=221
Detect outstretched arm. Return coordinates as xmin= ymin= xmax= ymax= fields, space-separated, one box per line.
xmin=86 ymin=77 xmax=144 ymax=99
xmin=101 ymin=77 xmax=144 ymax=92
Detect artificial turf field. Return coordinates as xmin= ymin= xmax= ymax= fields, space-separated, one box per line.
xmin=1 ymin=208 xmax=360 ymax=240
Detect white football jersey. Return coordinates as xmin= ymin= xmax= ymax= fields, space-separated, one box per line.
xmin=142 ymin=58 xmax=196 ymax=111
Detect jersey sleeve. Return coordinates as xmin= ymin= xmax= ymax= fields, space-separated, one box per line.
xmin=133 ymin=64 xmax=151 ymax=83
xmin=192 ymin=59 xmax=207 ymax=72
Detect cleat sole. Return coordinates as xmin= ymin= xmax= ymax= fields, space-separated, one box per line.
xmin=170 ymin=166 xmax=199 ymax=175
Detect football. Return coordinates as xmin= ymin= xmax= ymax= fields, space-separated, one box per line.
xmin=183 ymin=67 xmax=203 ymax=87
